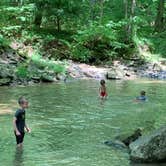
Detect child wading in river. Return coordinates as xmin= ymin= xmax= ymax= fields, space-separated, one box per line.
xmin=135 ymin=90 xmax=147 ymax=101
xmin=99 ymin=79 xmax=108 ymax=100
xmin=13 ymin=97 xmax=31 ymax=147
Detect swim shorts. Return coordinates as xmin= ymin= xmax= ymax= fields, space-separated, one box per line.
xmin=100 ymin=92 xmax=107 ymax=97
xmin=14 ymin=131 xmax=25 ymax=144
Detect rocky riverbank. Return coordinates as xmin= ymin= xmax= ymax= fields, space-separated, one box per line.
xmin=57 ymin=59 xmax=166 ymax=81
xmin=0 ymin=47 xmax=166 ymax=86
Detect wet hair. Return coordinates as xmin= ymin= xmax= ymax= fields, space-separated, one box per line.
xmin=18 ymin=96 xmax=28 ymax=105
xmin=100 ymin=79 xmax=105 ymax=85
xmin=140 ymin=90 xmax=146 ymax=96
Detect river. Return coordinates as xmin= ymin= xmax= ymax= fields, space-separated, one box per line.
xmin=0 ymin=79 xmax=165 ymax=166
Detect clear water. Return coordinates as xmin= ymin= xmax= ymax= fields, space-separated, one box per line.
xmin=0 ymin=79 xmax=165 ymax=166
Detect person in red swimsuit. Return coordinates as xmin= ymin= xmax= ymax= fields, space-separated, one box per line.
xmin=99 ymin=79 xmax=108 ymax=99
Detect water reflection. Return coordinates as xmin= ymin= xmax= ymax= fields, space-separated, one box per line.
xmin=13 ymin=147 xmax=24 ymax=166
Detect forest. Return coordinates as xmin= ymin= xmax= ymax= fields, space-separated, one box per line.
xmin=0 ymin=0 xmax=166 ymax=83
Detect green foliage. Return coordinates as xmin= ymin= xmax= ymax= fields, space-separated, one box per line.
xmin=71 ymin=21 xmax=128 ymax=63
xmin=31 ymin=53 xmax=65 ymax=73
xmin=151 ymin=31 xmax=166 ymax=57
xmin=1 ymin=26 xmax=22 ymax=37
xmin=0 ymin=34 xmax=10 ymax=49
xmin=0 ymin=4 xmax=34 ymax=26
xmin=33 ymin=0 xmax=83 ymax=30
xmin=71 ymin=45 xmax=92 ymax=62
xmin=0 ymin=0 xmax=165 ymax=66
xmin=16 ymin=64 xmax=29 ymax=78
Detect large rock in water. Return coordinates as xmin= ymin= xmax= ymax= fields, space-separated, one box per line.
xmin=104 ymin=128 xmax=142 ymax=150
xmin=106 ymin=68 xmax=124 ymax=80
xmin=129 ymin=126 xmax=166 ymax=163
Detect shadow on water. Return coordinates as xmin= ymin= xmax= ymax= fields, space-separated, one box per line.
xmin=13 ymin=147 xmax=24 ymax=166
xmin=130 ymin=163 xmax=166 ymax=166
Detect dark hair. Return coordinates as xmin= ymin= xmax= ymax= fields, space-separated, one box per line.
xmin=100 ymin=79 xmax=105 ymax=85
xmin=140 ymin=90 xmax=146 ymax=96
xmin=18 ymin=96 xmax=28 ymax=105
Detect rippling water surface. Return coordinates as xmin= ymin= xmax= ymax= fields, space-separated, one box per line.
xmin=0 ymin=79 xmax=165 ymax=166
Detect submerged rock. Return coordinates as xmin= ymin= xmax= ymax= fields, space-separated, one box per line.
xmin=116 ymin=128 xmax=142 ymax=146
xmin=104 ymin=140 xmax=127 ymax=149
xmin=105 ymin=128 xmax=142 ymax=150
xmin=129 ymin=126 xmax=166 ymax=163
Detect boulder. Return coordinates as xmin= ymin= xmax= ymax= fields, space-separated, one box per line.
xmin=41 ymin=74 xmax=55 ymax=82
xmin=106 ymin=68 xmax=124 ymax=80
xmin=104 ymin=129 xmax=142 ymax=150
xmin=115 ymin=128 xmax=142 ymax=147
xmin=129 ymin=126 xmax=166 ymax=163
xmin=0 ymin=78 xmax=11 ymax=85
xmin=0 ymin=63 xmax=14 ymax=78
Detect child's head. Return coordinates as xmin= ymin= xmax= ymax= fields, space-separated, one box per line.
xmin=18 ymin=96 xmax=28 ymax=109
xmin=140 ymin=90 xmax=146 ymax=96
xmin=100 ymin=79 xmax=105 ymax=85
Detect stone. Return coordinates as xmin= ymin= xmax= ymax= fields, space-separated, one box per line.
xmin=104 ymin=140 xmax=127 ymax=149
xmin=129 ymin=126 xmax=166 ymax=163
xmin=122 ymin=129 xmax=142 ymax=146
xmin=41 ymin=75 xmax=55 ymax=82
xmin=115 ymin=128 xmax=142 ymax=147
xmin=0 ymin=78 xmax=11 ymax=85
xmin=106 ymin=68 xmax=124 ymax=80
xmin=0 ymin=63 xmax=15 ymax=78
xmin=104 ymin=129 xmax=142 ymax=151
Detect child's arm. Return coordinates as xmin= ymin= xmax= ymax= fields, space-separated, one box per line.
xmin=13 ymin=117 xmax=21 ymax=135
xmin=25 ymin=124 xmax=31 ymax=133
xmin=99 ymin=87 xmax=101 ymax=92
xmin=105 ymin=87 xmax=108 ymax=97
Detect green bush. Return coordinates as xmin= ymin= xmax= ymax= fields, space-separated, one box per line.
xmin=151 ymin=31 xmax=166 ymax=58
xmin=0 ymin=34 xmax=10 ymax=49
xmin=31 ymin=53 xmax=65 ymax=73
xmin=16 ymin=64 xmax=29 ymax=78
xmin=71 ymin=21 xmax=128 ymax=63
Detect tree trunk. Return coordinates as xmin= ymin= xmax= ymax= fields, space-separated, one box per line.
xmin=57 ymin=16 xmax=61 ymax=32
xmin=124 ymin=0 xmax=136 ymax=42
xmin=34 ymin=12 xmax=42 ymax=28
xmin=124 ymin=0 xmax=128 ymax=20
xmin=99 ymin=0 xmax=104 ymax=24
xmin=124 ymin=0 xmax=129 ymax=41
xmin=154 ymin=0 xmax=165 ymax=32
xmin=125 ymin=0 xmax=136 ymax=42
xmin=89 ymin=0 xmax=96 ymax=21
xmin=130 ymin=0 xmax=136 ymax=37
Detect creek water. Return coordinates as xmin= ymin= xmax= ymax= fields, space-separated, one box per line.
xmin=0 ymin=79 xmax=165 ymax=166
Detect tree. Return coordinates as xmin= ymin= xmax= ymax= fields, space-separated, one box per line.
xmin=33 ymin=0 xmax=83 ymax=31
xmin=154 ymin=0 xmax=165 ymax=32
xmin=123 ymin=0 xmax=136 ymax=42
xmin=99 ymin=0 xmax=104 ymax=24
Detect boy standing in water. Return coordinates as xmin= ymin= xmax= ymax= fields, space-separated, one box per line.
xmin=13 ymin=97 xmax=31 ymax=147
xmin=99 ymin=79 xmax=108 ymax=99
